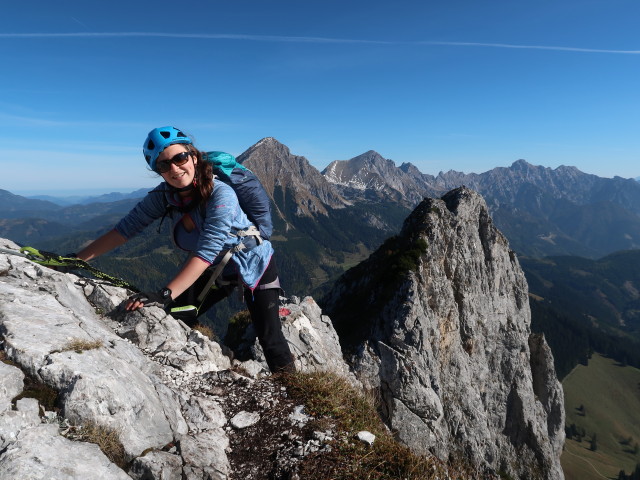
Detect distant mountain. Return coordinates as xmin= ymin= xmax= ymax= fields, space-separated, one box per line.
xmin=324 ymin=156 xmax=640 ymax=258
xmin=27 ymin=188 xmax=149 ymax=206
xmin=322 ymin=150 xmax=439 ymax=205
xmin=239 ymin=138 xmax=408 ymax=293
xmin=239 ymin=137 xmax=350 ymax=219
xmin=0 ymin=218 xmax=71 ymax=245
xmin=0 ymin=193 xmax=144 ymax=244
xmin=0 ymin=189 xmax=62 ymax=218
xmin=26 ymin=194 xmax=91 ymax=206
xmin=4 ymin=138 xmax=640 ymax=286
xmin=437 ymin=160 xmax=640 ymax=212
xmin=437 ymin=161 xmax=640 ymax=258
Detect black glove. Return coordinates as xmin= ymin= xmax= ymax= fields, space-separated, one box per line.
xmin=126 ymin=288 xmax=173 ymax=310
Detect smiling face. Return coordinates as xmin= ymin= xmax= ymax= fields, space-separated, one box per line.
xmin=157 ymin=144 xmax=197 ymax=192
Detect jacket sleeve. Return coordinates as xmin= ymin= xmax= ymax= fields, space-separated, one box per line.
xmin=114 ymin=185 xmax=167 ymax=240
xmin=193 ymin=183 xmax=241 ymax=264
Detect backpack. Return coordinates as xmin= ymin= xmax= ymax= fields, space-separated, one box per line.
xmin=205 ymin=151 xmax=273 ymax=240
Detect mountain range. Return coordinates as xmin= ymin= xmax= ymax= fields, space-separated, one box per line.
xmin=7 ymin=136 xmax=640 ymax=260
xmin=3 ymin=137 xmax=640 ymax=366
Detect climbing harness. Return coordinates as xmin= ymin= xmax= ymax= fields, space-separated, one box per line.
xmin=195 ymin=225 xmax=262 ymax=303
xmin=0 ymin=246 xmax=140 ymax=292
xmin=161 ymin=224 xmax=265 ymax=322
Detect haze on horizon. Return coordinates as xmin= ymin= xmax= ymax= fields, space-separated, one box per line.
xmin=1 ymin=0 xmax=639 ymax=194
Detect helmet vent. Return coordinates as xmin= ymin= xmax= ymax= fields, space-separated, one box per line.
xmin=177 ymin=131 xmax=187 ymax=138
xmin=146 ymin=140 xmax=155 ymax=150
xmin=160 ymin=131 xmax=171 ymax=139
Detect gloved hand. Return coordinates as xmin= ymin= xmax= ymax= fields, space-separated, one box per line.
xmin=125 ymin=288 xmax=172 ymax=311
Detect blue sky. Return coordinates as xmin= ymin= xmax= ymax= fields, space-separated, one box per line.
xmin=2 ymin=0 xmax=639 ymax=195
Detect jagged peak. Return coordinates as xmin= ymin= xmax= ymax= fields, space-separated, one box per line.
xmin=255 ymin=136 xmax=280 ymax=146
xmin=244 ymin=137 xmax=292 ymax=156
xmin=554 ymin=164 xmax=584 ymax=175
xmin=511 ymin=159 xmax=532 ymax=168
xmin=349 ymin=150 xmax=390 ymax=165
xmin=399 ymin=162 xmax=419 ymax=172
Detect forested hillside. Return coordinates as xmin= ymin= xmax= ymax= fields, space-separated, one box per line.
xmin=523 ymin=251 xmax=640 ymax=378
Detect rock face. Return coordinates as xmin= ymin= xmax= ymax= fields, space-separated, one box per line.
xmin=0 ymin=238 xmax=353 ymax=479
xmin=323 ymin=187 xmax=565 ymax=480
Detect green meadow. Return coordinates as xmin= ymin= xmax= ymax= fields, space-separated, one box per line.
xmin=561 ymin=353 xmax=640 ymax=479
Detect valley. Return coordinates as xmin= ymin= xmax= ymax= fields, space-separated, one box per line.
xmin=561 ymin=353 xmax=640 ymax=480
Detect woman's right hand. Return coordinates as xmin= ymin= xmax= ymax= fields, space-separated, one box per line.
xmin=125 ymin=290 xmax=172 ymax=311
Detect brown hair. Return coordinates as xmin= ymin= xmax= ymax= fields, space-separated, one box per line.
xmin=185 ymin=144 xmax=214 ymax=203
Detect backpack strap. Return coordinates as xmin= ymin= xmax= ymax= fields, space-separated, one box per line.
xmin=230 ymin=225 xmax=263 ymax=245
xmin=195 ymin=226 xmax=263 ymax=303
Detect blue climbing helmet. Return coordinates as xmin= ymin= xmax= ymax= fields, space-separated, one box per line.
xmin=143 ymin=126 xmax=192 ymax=171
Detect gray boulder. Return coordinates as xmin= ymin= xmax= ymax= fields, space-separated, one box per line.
xmin=243 ymin=296 xmax=355 ymax=380
xmin=0 ymin=240 xmax=234 ymax=477
xmin=130 ymin=450 xmax=183 ymax=480
xmin=0 ymin=398 xmax=40 ymax=451
xmin=0 ymin=424 xmax=131 ymax=480
xmin=0 ymin=362 xmax=23 ymax=413
xmin=0 ymin=270 xmax=177 ymax=459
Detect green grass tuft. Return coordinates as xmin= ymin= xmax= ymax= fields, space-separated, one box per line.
xmin=280 ymin=370 xmax=470 ymax=479
xmin=60 ymin=338 xmax=103 ymax=354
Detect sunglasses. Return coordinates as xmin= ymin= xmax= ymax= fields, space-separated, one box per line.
xmin=156 ymin=151 xmax=192 ymax=173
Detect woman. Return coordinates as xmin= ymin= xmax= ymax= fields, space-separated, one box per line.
xmin=76 ymin=126 xmax=294 ymax=373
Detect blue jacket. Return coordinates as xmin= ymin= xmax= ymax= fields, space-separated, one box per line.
xmin=114 ymin=180 xmax=274 ymax=289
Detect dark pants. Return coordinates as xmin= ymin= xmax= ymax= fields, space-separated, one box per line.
xmin=173 ymin=259 xmax=294 ymax=373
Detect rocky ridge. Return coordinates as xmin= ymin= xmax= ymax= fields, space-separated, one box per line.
xmin=0 ymin=237 xmax=356 ymax=479
xmin=323 ymin=187 xmax=565 ymax=479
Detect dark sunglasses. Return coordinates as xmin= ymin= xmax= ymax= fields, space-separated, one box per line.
xmin=156 ymin=151 xmax=192 ymax=173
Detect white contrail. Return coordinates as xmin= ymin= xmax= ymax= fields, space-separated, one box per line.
xmin=0 ymin=32 xmax=390 ymax=44
xmin=419 ymin=40 xmax=640 ymax=54
xmin=1 ymin=32 xmax=639 ymax=54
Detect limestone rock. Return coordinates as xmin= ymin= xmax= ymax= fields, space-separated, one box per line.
xmin=0 ymin=400 xmax=40 ymax=451
xmin=0 ymin=243 xmax=232 ymax=475
xmin=0 ymin=362 xmax=23 ymax=413
xmin=182 ymin=395 xmax=227 ymax=432
xmin=180 ymin=429 xmax=230 ymax=479
xmin=356 ymin=430 xmax=376 ymax=446
xmin=324 ymin=187 xmax=565 ymax=480
xmin=281 ymin=296 xmax=353 ymax=377
xmin=0 ymin=274 xmax=176 ymax=459
xmin=245 ymin=296 xmax=356 ymax=381
xmin=230 ymin=410 xmax=260 ymax=429
xmin=130 ymin=450 xmax=184 ymax=480
xmin=0 ymin=424 xmax=131 ymax=480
